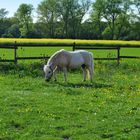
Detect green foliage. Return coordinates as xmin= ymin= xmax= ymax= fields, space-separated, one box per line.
xmin=37 ymin=0 xmax=91 ymax=38
xmin=0 ymin=18 xmax=12 ymax=37
xmin=129 ymin=22 xmax=140 ymax=40
xmin=0 ymin=0 xmax=140 ymax=39
xmin=37 ymin=0 xmax=60 ymax=38
xmin=91 ymin=0 xmax=105 ymax=39
xmin=134 ymin=0 xmax=140 ymax=14
xmin=2 ymin=24 xmax=20 ymax=38
xmin=15 ymin=4 xmax=33 ymax=22
xmin=102 ymin=27 xmax=112 ymax=39
xmin=0 ymin=8 xmax=8 ymax=19
xmin=15 ymin=4 xmax=34 ymax=38
xmin=91 ymin=0 xmax=135 ymax=40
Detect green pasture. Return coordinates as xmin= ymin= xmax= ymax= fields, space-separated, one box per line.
xmin=0 ymin=47 xmax=140 ymax=62
xmin=0 ymin=60 xmax=140 ymax=139
xmin=0 ymin=39 xmax=140 ymax=61
xmin=0 ymin=38 xmax=140 ymax=47
xmin=0 ymin=39 xmax=140 ymax=139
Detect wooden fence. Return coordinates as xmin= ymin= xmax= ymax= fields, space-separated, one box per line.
xmin=0 ymin=42 xmax=140 ymax=65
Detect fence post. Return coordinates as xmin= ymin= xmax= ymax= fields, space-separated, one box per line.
xmin=14 ymin=41 xmax=17 ymax=64
xmin=73 ymin=42 xmax=76 ymax=51
xmin=117 ymin=47 xmax=120 ymax=65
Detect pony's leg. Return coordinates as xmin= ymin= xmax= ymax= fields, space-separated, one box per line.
xmin=63 ymin=67 xmax=67 ymax=82
xmin=81 ymin=64 xmax=87 ymax=82
xmin=53 ymin=67 xmax=58 ymax=81
xmin=82 ymin=68 xmax=87 ymax=82
xmin=88 ymin=66 xmax=93 ymax=82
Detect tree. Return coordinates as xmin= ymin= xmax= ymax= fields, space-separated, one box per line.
xmin=56 ymin=0 xmax=72 ymax=38
xmin=114 ymin=0 xmax=132 ymax=39
xmin=115 ymin=15 xmax=130 ymax=40
xmin=91 ymin=0 xmax=132 ymax=40
xmin=7 ymin=24 xmax=20 ymax=38
xmin=0 ymin=9 xmax=9 ymax=37
xmin=132 ymin=0 xmax=140 ymax=22
xmin=134 ymin=0 xmax=140 ymax=14
xmin=91 ymin=0 xmax=105 ymax=39
xmin=80 ymin=20 xmax=103 ymax=39
xmin=102 ymin=0 xmax=125 ymax=39
xmin=69 ymin=0 xmax=91 ymax=38
xmin=0 ymin=8 xmax=8 ymax=19
xmin=59 ymin=0 xmax=91 ymax=38
xmin=37 ymin=0 xmax=91 ymax=38
xmin=130 ymin=0 xmax=140 ymax=40
xmin=0 ymin=19 xmax=11 ymax=37
xmin=15 ymin=4 xmax=34 ymax=37
xmin=37 ymin=0 xmax=60 ymax=38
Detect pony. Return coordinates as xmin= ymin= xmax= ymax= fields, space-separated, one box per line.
xmin=43 ymin=49 xmax=94 ymax=82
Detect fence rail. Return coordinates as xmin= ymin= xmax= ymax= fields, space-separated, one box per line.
xmin=0 ymin=41 xmax=140 ymax=65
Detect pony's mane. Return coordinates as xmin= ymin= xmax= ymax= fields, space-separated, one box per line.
xmin=47 ymin=49 xmax=65 ymax=65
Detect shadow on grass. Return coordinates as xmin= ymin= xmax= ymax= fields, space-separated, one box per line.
xmin=57 ymin=81 xmax=112 ymax=89
xmin=43 ymin=81 xmax=112 ymax=95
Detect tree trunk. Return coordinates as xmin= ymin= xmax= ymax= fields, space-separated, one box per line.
xmin=111 ymin=15 xmax=115 ymax=40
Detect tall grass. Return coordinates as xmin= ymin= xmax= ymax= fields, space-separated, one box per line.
xmin=0 ymin=38 xmax=140 ymax=47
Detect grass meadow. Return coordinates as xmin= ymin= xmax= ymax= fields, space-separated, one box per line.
xmin=0 ymin=39 xmax=140 ymax=140
xmin=0 ymin=38 xmax=140 ymax=47
xmin=1 ymin=45 xmax=140 ymax=61
xmin=0 ymin=38 xmax=140 ymax=60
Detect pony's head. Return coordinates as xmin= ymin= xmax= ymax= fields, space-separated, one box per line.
xmin=43 ymin=65 xmax=53 ymax=81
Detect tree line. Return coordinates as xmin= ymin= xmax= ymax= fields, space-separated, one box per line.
xmin=0 ymin=0 xmax=140 ymax=40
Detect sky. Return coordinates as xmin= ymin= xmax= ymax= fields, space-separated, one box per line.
xmin=0 ymin=0 xmax=41 ymax=18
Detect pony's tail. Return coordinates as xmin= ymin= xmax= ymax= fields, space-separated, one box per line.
xmin=87 ymin=52 xmax=94 ymax=80
xmin=90 ymin=52 xmax=94 ymax=70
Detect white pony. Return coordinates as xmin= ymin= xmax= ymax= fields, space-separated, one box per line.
xmin=43 ymin=49 xmax=94 ymax=82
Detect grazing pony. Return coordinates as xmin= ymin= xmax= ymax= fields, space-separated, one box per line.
xmin=43 ymin=49 xmax=94 ymax=82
